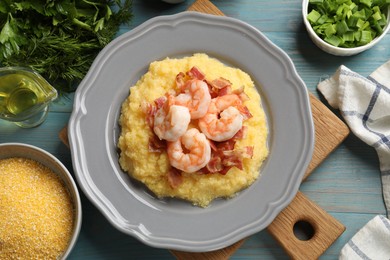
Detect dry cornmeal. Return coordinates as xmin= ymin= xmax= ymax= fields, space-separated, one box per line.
xmin=0 ymin=157 xmax=74 ymax=260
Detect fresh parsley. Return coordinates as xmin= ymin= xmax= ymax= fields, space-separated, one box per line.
xmin=0 ymin=0 xmax=133 ymax=92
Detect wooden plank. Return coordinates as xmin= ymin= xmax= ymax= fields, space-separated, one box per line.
xmin=59 ymin=127 xmax=69 ymax=148
xmin=187 ymin=0 xmax=225 ymax=15
xmin=303 ymin=93 xmax=350 ymax=180
xmin=267 ymin=191 xmax=346 ymax=260
xmin=170 ymin=240 xmax=245 ymax=260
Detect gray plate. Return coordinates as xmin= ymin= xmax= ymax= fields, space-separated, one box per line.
xmin=68 ymin=12 xmax=314 ymax=252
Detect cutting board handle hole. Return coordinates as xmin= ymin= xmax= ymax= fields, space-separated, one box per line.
xmin=293 ymin=220 xmax=315 ymax=241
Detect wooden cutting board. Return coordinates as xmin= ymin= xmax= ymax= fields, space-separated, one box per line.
xmin=59 ymin=1 xmax=350 ymax=259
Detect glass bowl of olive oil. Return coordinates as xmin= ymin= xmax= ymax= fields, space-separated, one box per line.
xmin=0 ymin=67 xmax=57 ymax=128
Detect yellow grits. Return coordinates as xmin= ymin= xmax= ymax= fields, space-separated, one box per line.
xmin=118 ymin=53 xmax=268 ymax=207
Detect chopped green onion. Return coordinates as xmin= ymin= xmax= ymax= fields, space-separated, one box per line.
xmin=354 ymin=30 xmax=362 ymax=40
xmin=317 ymin=14 xmax=330 ymax=23
xmin=325 ymin=35 xmax=343 ymax=46
xmin=308 ymin=9 xmax=322 ymax=23
xmin=364 ymin=7 xmax=373 ymax=17
xmin=310 ymin=0 xmax=324 ymax=4
xmin=378 ymin=13 xmax=387 ymax=25
xmin=361 ymin=20 xmax=371 ymax=29
xmin=336 ymin=4 xmax=346 ymax=16
xmin=372 ymin=10 xmax=382 ymax=19
xmin=347 ymin=15 xmax=359 ymax=26
xmin=360 ymin=30 xmax=373 ymax=43
xmin=353 ymin=9 xmax=367 ymax=19
xmin=343 ymin=31 xmax=355 ymax=40
xmin=371 ymin=18 xmax=384 ymax=33
xmin=307 ymin=0 xmax=389 ymax=47
xmin=349 ymin=2 xmax=358 ymax=10
xmin=336 ymin=20 xmax=350 ymax=34
xmin=325 ymin=23 xmax=338 ymax=36
xmin=360 ymin=0 xmax=372 ymax=7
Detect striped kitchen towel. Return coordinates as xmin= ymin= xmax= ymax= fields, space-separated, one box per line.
xmin=339 ymin=215 xmax=390 ymax=260
xmin=317 ymin=60 xmax=390 ymax=259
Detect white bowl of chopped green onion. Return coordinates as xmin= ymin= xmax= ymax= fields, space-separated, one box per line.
xmin=303 ymin=0 xmax=390 ymax=55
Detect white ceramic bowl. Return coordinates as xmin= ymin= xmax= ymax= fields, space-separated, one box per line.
xmin=302 ymin=0 xmax=390 ymax=56
xmin=0 ymin=143 xmax=82 ymax=259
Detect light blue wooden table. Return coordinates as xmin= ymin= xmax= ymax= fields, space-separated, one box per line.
xmin=1 ymin=0 xmax=388 ymax=259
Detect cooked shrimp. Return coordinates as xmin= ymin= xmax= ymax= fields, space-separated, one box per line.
xmin=198 ymin=94 xmax=244 ymax=142
xmin=175 ymin=79 xmax=211 ymax=119
xmin=167 ymin=128 xmax=211 ymax=173
xmin=153 ymin=104 xmax=191 ymax=142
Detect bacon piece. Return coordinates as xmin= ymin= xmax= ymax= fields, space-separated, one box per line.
xmin=175 ymin=72 xmax=186 ymax=90
xmin=204 ymin=135 xmax=254 ymax=174
xmin=206 ymin=77 xmax=233 ymax=97
xmin=231 ymin=126 xmax=248 ymax=140
xmin=217 ymin=86 xmax=232 ymax=96
xmin=211 ymin=77 xmax=232 ymax=89
xmin=199 ymin=167 xmax=211 ymax=174
xmin=141 ymin=101 xmax=151 ymax=114
xmin=219 ymin=166 xmax=233 ymax=175
xmin=221 ymin=146 xmax=253 ymax=171
xmin=187 ymin=66 xmax=205 ymax=80
xmin=216 ymin=140 xmax=235 ymax=151
xmin=142 ymin=102 xmax=156 ymax=129
xmin=205 ymin=80 xmax=219 ymax=98
xmin=156 ymin=94 xmax=176 ymax=116
xmin=204 ymin=139 xmax=236 ymax=174
xmin=232 ymin=86 xmax=250 ymax=102
xmin=206 ymin=155 xmax=223 ymax=173
xmin=148 ymin=135 xmax=167 ymax=153
xmin=143 ymin=96 xmax=169 ymax=129
xmin=222 ymin=150 xmax=244 ymax=170
xmin=154 ymin=96 xmax=166 ymax=110
xmin=223 ymin=146 xmax=254 ymax=159
xmin=167 ymin=168 xmax=183 ymax=189
xmin=244 ymin=146 xmax=254 ymax=158
xmin=237 ymin=105 xmax=253 ymax=120
xmin=209 ymin=140 xmax=218 ymax=152
xmin=144 ymin=94 xmax=176 ymax=130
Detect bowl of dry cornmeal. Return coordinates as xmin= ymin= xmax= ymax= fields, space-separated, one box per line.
xmin=0 ymin=143 xmax=81 ymax=259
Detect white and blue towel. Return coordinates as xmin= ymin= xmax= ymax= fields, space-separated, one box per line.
xmin=317 ymin=60 xmax=390 ymax=259
xmin=339 ymin=215 xmax=390 ymax=260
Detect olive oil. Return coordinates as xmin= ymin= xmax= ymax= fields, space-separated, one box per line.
xmin=7 ymin=88 xmax=39 ymax=115
xmin=0 ymin=74 xmax=44 ymax=117
xmin=0 ymin=67 xmax=57 ymax=127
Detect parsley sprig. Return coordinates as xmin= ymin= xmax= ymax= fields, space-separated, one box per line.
xmin=0 ymin=0 xmax=132 ymax=92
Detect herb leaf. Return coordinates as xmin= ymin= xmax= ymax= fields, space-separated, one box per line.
xmin=0 ymin=0 xmax=133 ymax=92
